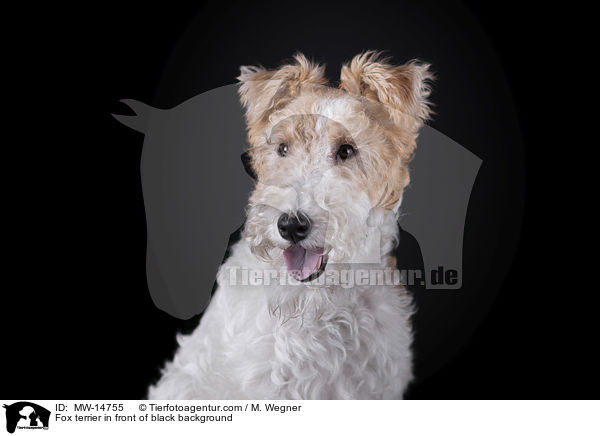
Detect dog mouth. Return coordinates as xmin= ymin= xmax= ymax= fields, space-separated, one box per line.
xmin=283 ymin=245 xmax=327 ymax=282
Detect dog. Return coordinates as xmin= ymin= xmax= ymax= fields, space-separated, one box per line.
xmin=148 ymin=52 xmax=433 ymax=399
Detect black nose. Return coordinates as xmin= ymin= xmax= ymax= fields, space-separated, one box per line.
xmin=277 ymin=212 xmax=311 ymax=243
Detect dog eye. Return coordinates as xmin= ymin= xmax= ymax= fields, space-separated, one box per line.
xmin=278 ymin=143 xmax=288 ymax=157
xmin=336 ymin=144 xmax=355 ymax=161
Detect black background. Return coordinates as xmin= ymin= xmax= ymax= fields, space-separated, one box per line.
xmin=3 ymin=1 xmax=594 ymax=399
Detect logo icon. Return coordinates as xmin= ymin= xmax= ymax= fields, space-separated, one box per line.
xmin=112 ymin=86 xmax=481 ymax=318
xmin=3 ymin=402 xmax=50 ymax=434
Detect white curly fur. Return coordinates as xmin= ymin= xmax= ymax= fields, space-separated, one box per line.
xmin=148 ymin=52 xmax=432 ymax=400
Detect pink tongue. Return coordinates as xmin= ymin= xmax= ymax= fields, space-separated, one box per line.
xmin=283 ymin=245 xmax=322 ymax=281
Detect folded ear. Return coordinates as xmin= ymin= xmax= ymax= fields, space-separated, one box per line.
xmin=340 ymin=51 xmax=434 ymax=141
xmin=237 ymin=53 xmax=327 ymax=131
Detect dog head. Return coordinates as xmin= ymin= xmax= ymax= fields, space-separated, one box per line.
xmin=238 ymin=52 xmax=433 ymax=282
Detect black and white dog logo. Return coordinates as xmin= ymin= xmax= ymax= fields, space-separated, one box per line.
xmin=3 ymin=402 xmax=50 ymax=433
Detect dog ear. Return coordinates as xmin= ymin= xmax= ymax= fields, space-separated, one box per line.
xmin=237 ymin=53 xmax=328 ymax=131
xmin=340 ymin=51 xmax=434 ymax=160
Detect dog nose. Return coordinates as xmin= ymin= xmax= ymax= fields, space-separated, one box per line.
xmin=277 ymin=212 xmax=311 ymax=243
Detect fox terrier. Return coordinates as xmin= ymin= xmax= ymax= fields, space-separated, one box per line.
xmin=148 ymin=52 xmax=433 ymax=399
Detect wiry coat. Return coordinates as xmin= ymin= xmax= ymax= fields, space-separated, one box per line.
xmin=149 ymin=52 xmax=433 ymax=399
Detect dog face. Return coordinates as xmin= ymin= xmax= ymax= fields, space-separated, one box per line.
xmin=238 ymin=52 xmax=432 ymax=282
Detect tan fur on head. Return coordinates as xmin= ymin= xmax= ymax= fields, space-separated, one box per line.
xmin=237 ymin=51 xmax=433 ymax=211
xmin=238 ymin=53 xmax=328 ymax=144
xmin=340 ymin=50 xmax=434 ymax=162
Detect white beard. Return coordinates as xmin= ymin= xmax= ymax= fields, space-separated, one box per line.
xmin=148 ymin=215 xmax=414 ymax=400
